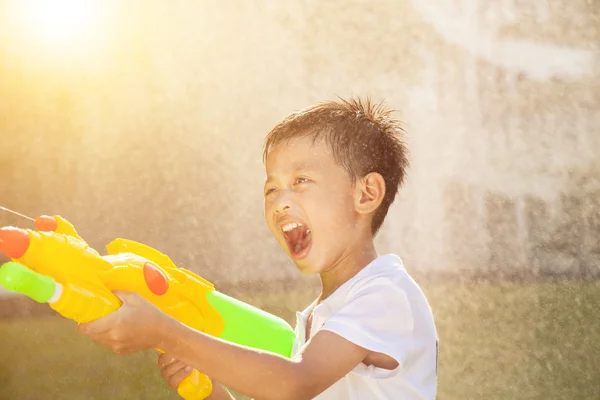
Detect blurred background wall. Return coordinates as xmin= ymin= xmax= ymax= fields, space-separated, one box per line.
xmin=0 ymin=0 xmax=598 ymax=296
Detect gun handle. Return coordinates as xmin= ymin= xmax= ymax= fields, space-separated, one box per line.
xmin=177 ymin=369 xmax=213 ymax=400
xmin=155 ymin=348 xmax=212 ymax=399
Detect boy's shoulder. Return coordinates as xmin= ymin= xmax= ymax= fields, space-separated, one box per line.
xmin=301 ymin=254 xmax=430 ymax=328
xmin=310 ymin=254 xmax=416 ymax=318
xmin=344 ymin=254 xmax=414 ymax=298
xmin=343 ymin=254 xmax=434 ymax=325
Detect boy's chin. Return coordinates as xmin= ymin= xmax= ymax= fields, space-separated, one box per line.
xmin=294 ymin=263 xmax=319 ymax=275
xmin=291 ymin=257 xmax=323 ymax=275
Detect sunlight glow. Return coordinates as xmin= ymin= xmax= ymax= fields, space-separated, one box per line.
xmin=21 ymin=0 xmax=99 ymax=43
xmin=1 ymin=0 xmax=118 ymax=69
xmin=9 ymin=0 xmax=110 ymax=53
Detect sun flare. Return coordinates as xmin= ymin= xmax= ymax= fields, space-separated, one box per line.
xmin=23 ymin=0 xmax=98 ymax=43
xmin=10 ymin=0 xmax=108 ymax=50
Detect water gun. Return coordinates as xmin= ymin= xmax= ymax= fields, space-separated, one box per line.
xmin=0 ymin=214 xmax=296 ymax=399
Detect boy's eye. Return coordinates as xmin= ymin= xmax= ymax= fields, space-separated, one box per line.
xmin=264 ymin=188 xmax=277 ymax=196
xmin=294 ymin=177 xmax=310 ymax=185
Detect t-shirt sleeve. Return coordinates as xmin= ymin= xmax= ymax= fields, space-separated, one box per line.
xmin=319 ymin=278 xmax=413 ymax=378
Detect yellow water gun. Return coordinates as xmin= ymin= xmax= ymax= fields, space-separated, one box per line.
xmin=0 ymin=213 xmax=296 ymax=399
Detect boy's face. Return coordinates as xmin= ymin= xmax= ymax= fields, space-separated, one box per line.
xmin=264 ymin=135 xmax=359 ymax=274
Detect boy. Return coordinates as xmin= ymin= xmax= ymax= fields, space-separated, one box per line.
xmin=78 ymin=98 xmax=439 ymax=399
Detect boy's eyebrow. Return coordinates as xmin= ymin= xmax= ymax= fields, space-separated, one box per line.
xmin=265 ymin=162 xmax=317 ymax=183
xmin=292 ymin=161 xmax=316 ymax=171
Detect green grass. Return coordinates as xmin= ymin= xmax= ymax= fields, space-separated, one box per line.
xmin=0 ymin=281 xmax=598 ymax=400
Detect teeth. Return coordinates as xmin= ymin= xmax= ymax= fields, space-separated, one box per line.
xmin=282 ymin=222 xmax=303 ymax=232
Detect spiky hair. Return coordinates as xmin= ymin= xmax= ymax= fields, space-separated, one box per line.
xmin=263 ymin=97 xmax=409 ymax=235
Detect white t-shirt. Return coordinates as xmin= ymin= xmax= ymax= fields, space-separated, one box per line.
xmin=291 ymin=254 xmax=438 ymax=400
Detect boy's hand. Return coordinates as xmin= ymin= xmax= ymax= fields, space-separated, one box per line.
xmin=77 ymin=291 xmax=170 ymax=355
xmin=157 ymin=353 xmax=193 ymax=389
xmin=158 ymin=354 xmax=237 ymax=400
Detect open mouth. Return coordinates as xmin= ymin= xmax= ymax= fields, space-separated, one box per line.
xmin=281 ymin=221 xmax=312 ymax=258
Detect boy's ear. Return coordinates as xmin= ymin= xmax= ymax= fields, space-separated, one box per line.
xmin=355 ymin=172 xmax=386 ymax=215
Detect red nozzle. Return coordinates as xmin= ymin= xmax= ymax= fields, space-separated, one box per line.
xmin=34 ymin=215 xmax=58 ymax=232
xmin=0 ymin=227 xmax=31 ymax=258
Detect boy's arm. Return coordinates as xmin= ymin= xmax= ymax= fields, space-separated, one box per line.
xmin=157 ymin=318 xmax=370 ymax=400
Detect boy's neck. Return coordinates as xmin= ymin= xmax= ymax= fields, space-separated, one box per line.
xmin=317 ymin=238 xmax=378 ymax=301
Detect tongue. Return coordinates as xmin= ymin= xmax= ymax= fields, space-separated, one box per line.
xmin=291 ymin=228 xmax=311 ymax=254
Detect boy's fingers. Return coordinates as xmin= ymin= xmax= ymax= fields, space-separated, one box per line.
xmin=112 ymin=290 xmax=138 ymax=304
xmin=160 ymin=359 xmax=189 ymax=379
xmin=77 ymin=307 xmax=123 ymax=333
xmin=77 ymin=320 xmax=112 ymax=335
xmin=166 ymin=368 xmax=193 ymax=390
xmin=157 ymin=353 xmax=179 ymax=368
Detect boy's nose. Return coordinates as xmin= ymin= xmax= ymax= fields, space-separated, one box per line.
xmin=275 ymin=204 xmax=290 ymax=214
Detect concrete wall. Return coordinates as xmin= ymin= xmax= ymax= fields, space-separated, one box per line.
xmin=0 ymin=0 xmax=598 ymax=295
